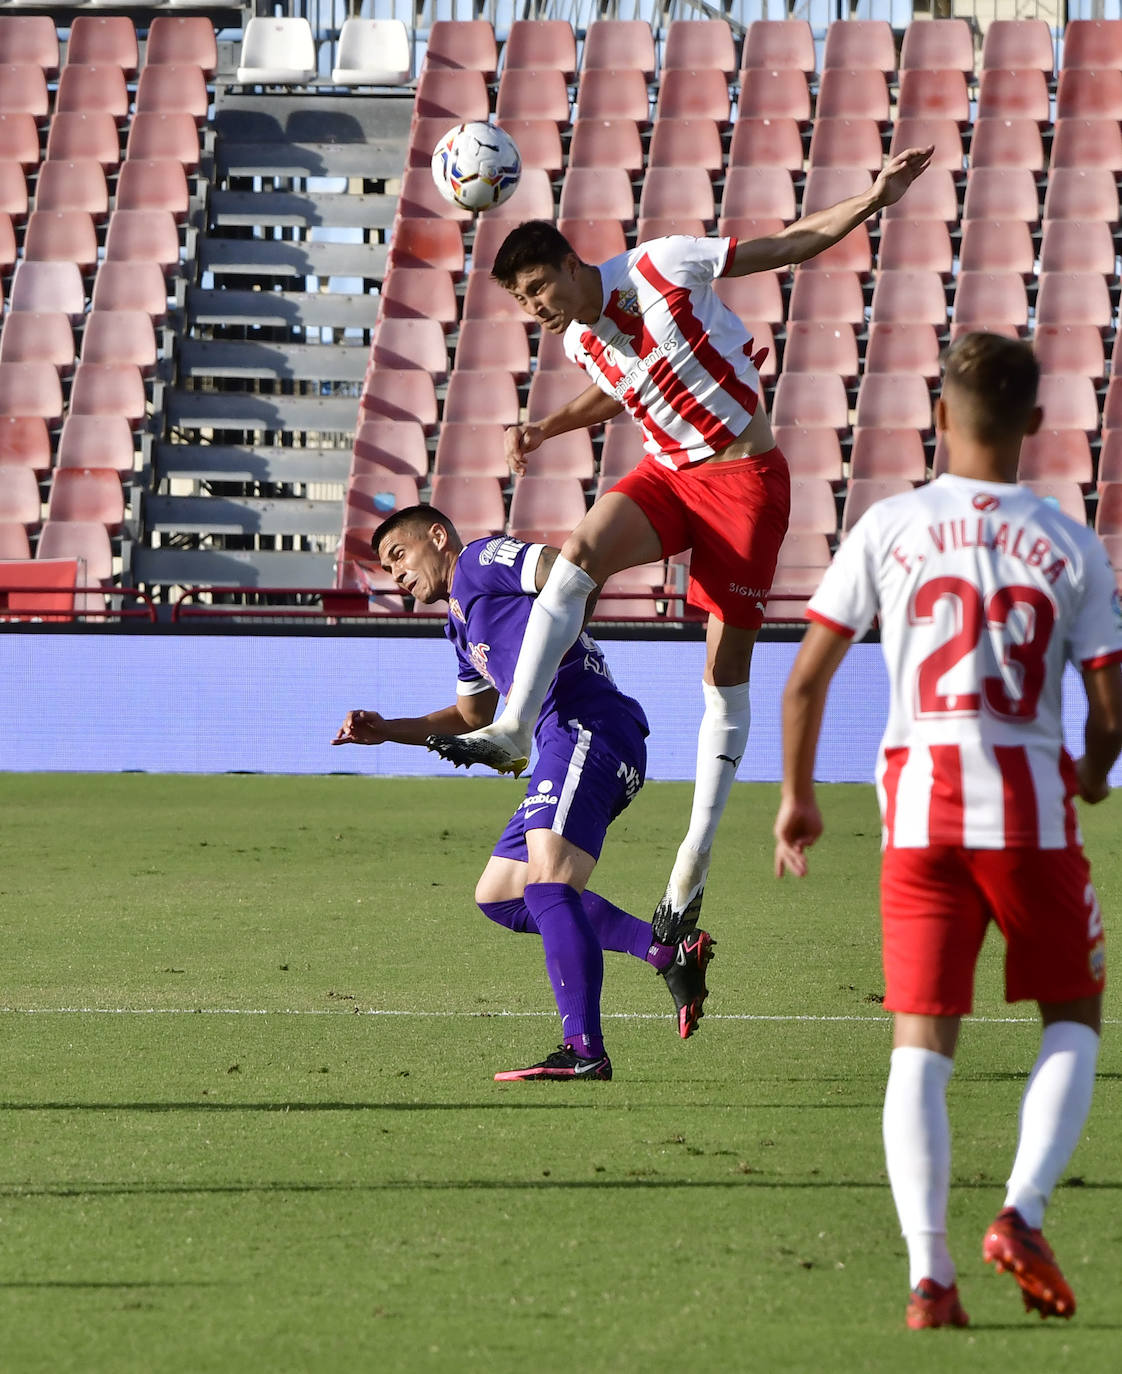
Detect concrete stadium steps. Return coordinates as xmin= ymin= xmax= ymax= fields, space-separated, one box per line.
xmin=208 ymin=190 xmax=396 ymax=232
xmin=176 ymin=340 xmax=369 ymax=383
xmin=131 ymin=547 xmax=336 ymax=590
xmin=144 ymin=495 xmax=345 ymax=537
xmin=165 ymin=391 xmax=360 ymax=437
xmin=214 ymin=94 xmax=411 ymax=182
xmin=154 ymin=444 xmax=353 ymax=485
xmin=187 ymin=289 xmax=375 ymax=331
xmin=198 ymin=237 xmax=388 ymax=282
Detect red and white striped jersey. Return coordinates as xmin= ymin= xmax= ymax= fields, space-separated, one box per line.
xmin=808 ymin=474 xmax=1122 ymax=849
xmin=562 ymin=235 xmax=759 ymax=468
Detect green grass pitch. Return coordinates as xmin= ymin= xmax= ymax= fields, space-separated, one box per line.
xmin=1 ymin=773 xmax=1119 ymax=1373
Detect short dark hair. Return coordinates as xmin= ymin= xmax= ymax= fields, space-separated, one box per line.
xmin=492 ymin=220 xmax=577 ymax=288
xmin=941 ymin=331 xmax=1040 ymax=444
xmin=371 ymin=504 xmax=458 ymax=559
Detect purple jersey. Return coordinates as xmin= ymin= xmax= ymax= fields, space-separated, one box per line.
xmin=446 ymin=536 xmax=649 ymax=740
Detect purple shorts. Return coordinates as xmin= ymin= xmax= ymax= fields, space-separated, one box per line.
xmin=492 ymin=713 xmax=647 ymax=864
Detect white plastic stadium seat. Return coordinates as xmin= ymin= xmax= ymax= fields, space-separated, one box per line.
xmin=332 ymin=19 xmax=411 ymax=86
xmin=236 ymin=18 xmax=316 ymax=86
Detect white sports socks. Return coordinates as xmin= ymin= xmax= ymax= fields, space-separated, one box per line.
xmin=883 ymin=1046 xmax=956 ymax=1289
xmin=1004 ymin=1020 xmax=1100 ymax=1231
xmin=679 ymin=680 xmax=751 ymax=859
xmin=496 ymin=554 xmax=598 ymax=733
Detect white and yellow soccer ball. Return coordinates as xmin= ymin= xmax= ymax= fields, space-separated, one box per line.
xmin=430 ymin=121 xmax=521 ymax=213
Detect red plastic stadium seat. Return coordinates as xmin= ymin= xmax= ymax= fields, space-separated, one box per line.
xmin=882 ymin=167 xmax=958 ymax=223
xmin=46 ymin=466 xmax=124 ymax=531
xmin=0 ymin=113 xmax=39 ymax=170
xmin=104 ymin=210 xmax=180 ymax=273
xmin=722 ymin=166 xmax=797 ymax=223
xmin=741 ymin=20 xmax=815 ymax=73
xmin=801 ymin=167 xmax=872 ymax=216
xmin=124 ymin=114 xmax=200 ymax=172
xmin=738 ymin=68 xmax=811 ymax=123
xmin=345 ymin=467 xmax=422 ymax=525
xmin=66 ymin=16 xmax=138 ymax=75
xmin=115 ymin=159 xmax=190 ymax=221
xmin=34 ymin=159 xmax=109 ymax=220
xmin=45 ymin=113 xmax=121 ymax=170
xmin=359 ymin=368 xmax=437 ymax=428
xmin=351 ymin=418 xmax=429 ymax=483
xmin=508 ymin=475 xmax=587 ymax=545
xmin=1095 ymin=484 xmax=1122 ymax=537
xmin=0 ymin=160 xmax=26 ymax=221
xmin=981 ymin=19 xmax=1054 ymax=73
xmin=1097 ymin=432 xmax=1122 ymax=485
xmin=637 ymin=167 xmax=715 ymax=226
xmin=0 ymin=466 xmax=42 ymax=527
xmin=388 ymin=217 xmax=465 ymax=274
xmin=527 ymin=368 xmax=591 ymax=423
xmin=428 ymin=475 xmax=505 ymax=541
xmin=80 ymin=310 xmax=158 ymax=373
xmin=1061 ymin=20 xmax=1122 ymax=71
xmin=462 ymin=270 xmax=529 ymax=324
xmin=56 ymin=64 xmax=129 ymax=122
xmin=370 ymin=318 xmax=450 ymax=377
xmin=0 ymin=16 xmax=59 ymax=75
xmin=1016 ymin=430 xmax=1093 ymax=486
xmin=951 ymin=272 xmax=1028 ymax=332
xmin=712 ymin=272 xmax=785 ymax=328
xmin=1051 ymin=118 xmax=1122 ymax=173
xmin=797 ymin=223 xmax=872 ymax=276
xmin=1056 ymin=68 xmax=1122 ymax=120
xmin=557 ymin=167 xmax=634 ymax=224
xmin=0 ymin=211 xmax=13 ymax=274
xmin=474 ymin=168 xmax=552 ymax=224
xmin=958 ymin=220 xmax=1035 ymax=277
xmin=870 ymin=270 xmax=948 ymax=327
xmin=1039 ymin=220 xmax=1116 ymax=277
xmin=864 ymin=322 xmax=942 ymax=381
xmin=414 ymin=69 xmax=490 ymax=123
xmin=1023 ymin=480 xmax=1087 ymax=526
xmin=782 ymin=322 xmax=859 ymax=383
xmin=1036 ymin=272 xmax=1114 ymax=331
xmin=0 ymin=63 xmax=48 ymax=123
xmin=573 ymin=69 xmax=651 ymax=124
xmin=529 ymin=431 xmax=596 ymax=484
xmin=423 ymin=20 xmax=496 ymax=77
xmin=1042 ymin=167 xmax=1119 ymax=224
xmin=135 ymin=65 xmax=210 ymax=124
xmin=56 ymin=414 xmax=136 ymax=474
xmin=822 ymin=20 xmax=895 ymax=72
xmin=654 ymin=69 xmax=732 ymax=125
xmin=648 ymin=118 xmax=724 ymax=176
xmin=35 ymin=519 xmax=114 ymax=583
xmin=854 ymin=374 xmax=933 ymax=432
xmin=145 ymin=17 xmax=218 ymax=77
xmin=1034 ymin=325 xmax=1105 ymax=382
xmin=897 ymin=69 xmax=970 ymax=123
xmin=877 ymin=219 xmax=953 ymax=276
xmin=976 ymin=69 xmax=1051 ymax=123
xmin=849 ymin=428 xmax=928 ymax=483
xmin=786 ymin=477 xmax=839 ymax=534
xmin=0 ymin=415 xmax=51 ymax=474
xmin=493 ymin=118 xmax=564 ymax=177
xmin=377 ymin=267 xmax=458 ymax=327
xmin=727 ymin=117 xmax=804 ymax=172
xmin=0 ymin=361 xmax=63 ymax=424
xmin=815 ymin=68 xmax=890 ymax=122
xmin=842 ymin=479 xmax=915 ymax=533
xmin=495 ymin=68 xmax=570 ymax=124
xmin=776 ymin=530 xmax=832 ymax=571
xmin=24 ymin=210 xmax=98 ymax=274
xmin=581 ymin=20 xmax=655 ymax=77
xmin=962 ymin=168 xmax=1040 ymax=224
xmin=772 ymin=427 xmax=843 ymax=484
xmin=69 ymin=362 xmax=147 ymax=428
xmin=443 ymin=370 xmax=520 ymax=426
xmin=8 ymin=261 xmax=85 ymax=321
xmin=591 ymin=563 xmax=667 ymax=621
xmin=398 ymin=166 xmax=471 ymax=222
xmin=432 ymin=422 xmax=508 ymax=481
xmin=969 ymin=118 xmax=1045 ymax=171
xmin=553 ymin=218 xmax=627 ymax=266
xmin=90 ymin=261 xmax=167 ymax=319
xmin=0 ymin=522 xmax=30 ymax=558
xmin=788 ymin=270 xmax=864 ymax=326
xmin=503 ymin=20 xmax=576 ymax=79
xmin=0 ymin=311 xmax=74 ymax=372
xmin=900 ymin=19 xmax=974 ymax=73
xmin=807 ymin=118 xmax=884 ymax=171
xmin=663 ymin=19 xmax=736 ymax=76
xmin=1035 ymin=374 xmax=1100 ymax=433
xmin=772 ymin=374 xmax=848 ymax=432
xmin=598 ymin=421 xmax=646 ymax=482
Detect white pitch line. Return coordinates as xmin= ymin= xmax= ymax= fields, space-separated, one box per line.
xmin=0 ymin=1006 xmax=1110 ymax=1026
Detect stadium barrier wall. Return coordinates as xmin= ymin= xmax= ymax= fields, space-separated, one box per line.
xmin=0 ymin=633 xmax=1114 ymax=784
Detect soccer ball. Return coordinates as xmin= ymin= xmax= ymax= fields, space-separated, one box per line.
xmin=431 ymin=122 xmax=521 ymax=213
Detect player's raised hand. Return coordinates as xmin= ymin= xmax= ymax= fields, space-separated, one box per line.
xmin=874 ymin=145 xmax=935 ymax=208
xmin=773 ymin=796 xmax=824 ymax=878
xmin=504 ymin=423 xmax=545 ymax=476
xmin=332 ymin=710 xmax=389 ymax=746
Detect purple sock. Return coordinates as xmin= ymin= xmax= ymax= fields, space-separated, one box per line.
xmin=478 ymin=898 xmax=539 ymax=935
xmin=583 ymin=890 xmax=673 ymax=969
xmin=523 ymin=882 xmax=605 ymax=1059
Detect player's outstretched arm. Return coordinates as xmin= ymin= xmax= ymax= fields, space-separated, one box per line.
xmin=774 ymin=621 xmax=851 ymax=877
xmin=332 ymin=693 xmax=499 ymax=747
xmin=1076 ymin=662 xmax=1122 ymax=802
xmin=505 ymin=385 xmax=623 ymax=475
xmin=728 ymin=145 xmax=935 ymax=278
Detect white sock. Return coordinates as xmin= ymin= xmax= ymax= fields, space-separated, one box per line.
xmin=679 ymin=680 xmax=751 ymax=860
xmin=883 ymin=1046 xmax=956 ymax=1289
xmin=494 ymin=555 xmax=597 ymax=735
xmin=1004 ymin=1021 xmax=1099 ymax=1231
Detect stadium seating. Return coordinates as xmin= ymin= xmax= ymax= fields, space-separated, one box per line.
xmin=0 ymin=415 xmax=51 ymax=476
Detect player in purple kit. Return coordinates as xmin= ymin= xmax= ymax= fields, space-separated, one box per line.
xmin=332 ymin=504 xmax=715 ymax=1079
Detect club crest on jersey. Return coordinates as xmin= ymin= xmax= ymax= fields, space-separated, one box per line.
xmin=448 ymin=596 xmax=465 ymax=623
xmin=613 ymin=286 xmax=641 ymax=318
xmin=467 ymin=640 xmax=496 ymax=686
xmin=973 ymin=493 xmax=1001 ymax=512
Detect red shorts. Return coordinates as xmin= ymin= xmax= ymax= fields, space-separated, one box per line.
xmin=880 ymin=846 xmax=1106 ymax=1016
xmin=609 ymin=448 xmax=791 ymax=629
